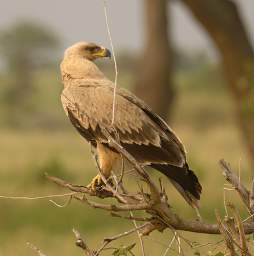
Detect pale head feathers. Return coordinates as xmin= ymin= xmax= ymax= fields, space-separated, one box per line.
xmin=61 ymin=42 xmax=111 ymax=83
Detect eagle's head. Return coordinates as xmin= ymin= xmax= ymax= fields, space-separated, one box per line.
xmin=64 ymin=42 xmax=111 ymax=61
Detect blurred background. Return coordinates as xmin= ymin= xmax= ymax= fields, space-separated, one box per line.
xmin=0 ymin=0 xmax=254 ymax=255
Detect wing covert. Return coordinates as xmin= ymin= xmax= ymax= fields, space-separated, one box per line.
xmin=61 ymin=81 xmax=186 ymax=167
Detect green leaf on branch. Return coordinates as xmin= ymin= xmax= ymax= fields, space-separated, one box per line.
xmin=112 ymin=243 xmax=136 ymax=256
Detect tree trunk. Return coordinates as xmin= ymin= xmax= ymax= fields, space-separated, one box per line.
xmin=182 ymin=0 xmax=254 ymax=166
xmin=134 ymin=0 xmax=174 ymax=120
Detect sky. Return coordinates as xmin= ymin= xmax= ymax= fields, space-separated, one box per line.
xmin=0 ymin=0 xmax=253 ymax=56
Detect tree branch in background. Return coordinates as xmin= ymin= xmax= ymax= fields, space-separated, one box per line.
xmin=180 ymin=0 xmax=254 ymax=168
xmin=134 ymin=0 xmax=174 ymax=120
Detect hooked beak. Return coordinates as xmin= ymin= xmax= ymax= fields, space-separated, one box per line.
xmin=94 ymin=47 xmax=111 ymax=59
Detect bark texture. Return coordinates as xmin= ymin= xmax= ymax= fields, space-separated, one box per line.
xmin=134 ymin=0 xmax=174 ymax=120
xmin=182 ymin=0 xmax=254 ymax=166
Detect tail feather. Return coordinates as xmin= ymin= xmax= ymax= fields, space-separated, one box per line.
xmin=151 ymin=164 xmax=202 ymax=208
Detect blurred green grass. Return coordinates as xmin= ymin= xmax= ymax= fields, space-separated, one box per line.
xmin=0 ymin=67 xmax=253 ymax=255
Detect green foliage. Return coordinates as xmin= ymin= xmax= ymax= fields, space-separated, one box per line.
xmin=112 ymin=243 xmax=136 ymax=256
xmin=173 ymin=49 xmax=210 ymax=73
xmin=0 ymin=20 xmax=60 ymax=127
xmin=175 ymin=56 xmax=225 ymax=91
xmin=0 ymin=20 xmax=59 ymax=70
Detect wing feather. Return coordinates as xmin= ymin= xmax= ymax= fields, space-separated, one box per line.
xmin=61 ymin=81 xmax=186 ymax=167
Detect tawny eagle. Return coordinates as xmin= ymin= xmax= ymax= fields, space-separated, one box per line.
xmin=60 ymin=42 xmax=202 ymax=208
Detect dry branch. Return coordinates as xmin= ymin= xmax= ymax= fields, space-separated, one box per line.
xmin=45 ymin=138 xmax=254 ymax=254
xmin=229 ymin=204 xmax=250 ymax=255
xmin=46 ymin=174 xmax=113 ymax=198
xmin=215 ymin=205 xmax=252 ymax=256
xmin=73 ymin=228 xmax=95 ymax=256
xmin=250 ymin=178 xmax=254 ymax=213
xmin=219 ymin=159 xmax=253 ymax=214
xmin=216 ymin=211 xmax=237 ymax=256
xmin=47 ymin=160 xmax=254 ymax=235
xmin=27 ymin=242 xmax=47 ymax=256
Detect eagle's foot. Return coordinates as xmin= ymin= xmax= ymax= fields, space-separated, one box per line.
xmin=87 ymin=174 xmax=105 ymax=191
xmin=87 ymin=174 xmax=115 ymax=191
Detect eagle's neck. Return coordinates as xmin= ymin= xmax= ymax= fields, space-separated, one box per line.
xmin=61 ymin=56 xmax=105 ymax=84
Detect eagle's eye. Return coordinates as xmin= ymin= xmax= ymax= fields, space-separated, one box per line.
xmin=86 ymin=45 xmax=100 ymax=53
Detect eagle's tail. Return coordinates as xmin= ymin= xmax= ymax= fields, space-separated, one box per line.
xmin=151 ymin=164 xmax=202 ymax=208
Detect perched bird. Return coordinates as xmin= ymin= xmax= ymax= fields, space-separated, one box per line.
xmin=60 ymin=42 xmax=202 ymax=208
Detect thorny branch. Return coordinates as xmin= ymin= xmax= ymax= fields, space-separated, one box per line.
xmin=45 ymin=138 xmax=254 ymax=255
xmin=215 ymin=205 xmax=252 ymax=256
xmin=24 ymin=157 xmax=254 ymax=255
xmin=46 ymin=158 xmax=254 ymax=235
xmin=216 ymin=211 xmax=237 ymax=256
xmin=229 ymin=204 xmax=250 ymax=255
xmin=219 ymin=159 xmax=254 ymax=215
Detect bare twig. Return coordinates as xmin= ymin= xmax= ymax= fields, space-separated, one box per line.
xmin=49 ymin=194 xmax=73 ymax=208
xmin=130 ymin=211 xmax=145 ymax=256
xmin=216 ymin=211 xmax=237 ymax=256
xmin=243 ymin=213 xmax=254 ymax=223
xmin=105 ymin=223 xmax=150 ymax=242
xmin=219 ymin=159 xmax=252 ymax=214
xmin=102 ymin=0 xmax=118 ymax=125
xmin=111 ymin=212 xmax=152 ymax=222
xmin=0 ymin=192 xmax=77 ymax=201
xmin=250 ymin=178 xmax=254 ymax=213
xmin=223 ymin=189 xmax=229 ymax=217
xmin=176 ymin=235 xmax=184 ymax=256
xmin=73 ymin=228 xmax=95 ymax=256
xmin=46 ymin=174 xmax=113 ymax=198
xmin=77 ymin=194 xmax=149 ymax=212
xmin=27 ymin=242 xmax=47 ymax=256
xmin=46 ymin=173 xmax=254 ymax=235
xmin=162 ymin=233 xmax=177 ymax=256
xmin=95 ymin=222 xmax=150 ymax=255
xmin=228 ymin=204 xmax=250 ymax=256
xmin=118 ymin=153 xmax=125 ymax=186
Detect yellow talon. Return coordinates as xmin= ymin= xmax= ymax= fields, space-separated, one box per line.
xmin=87 ymin=174 xmax=104 ymax=191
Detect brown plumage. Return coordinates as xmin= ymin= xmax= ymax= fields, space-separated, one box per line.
xmin=60 ymin=42 xmax=202 ymax=208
